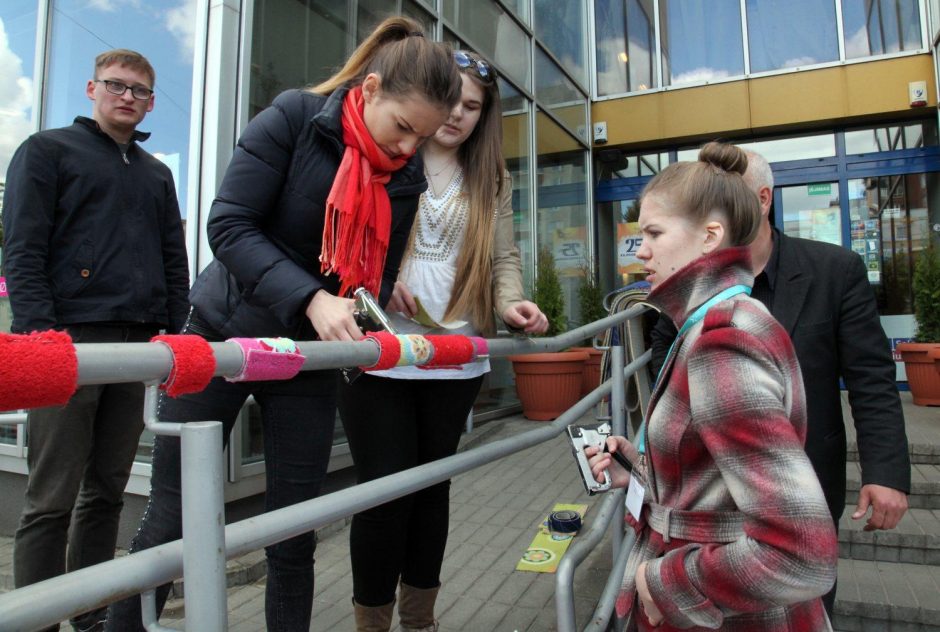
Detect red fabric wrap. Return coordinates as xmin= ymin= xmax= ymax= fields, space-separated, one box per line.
xmin=423 ymin=335 xmax=475 ymax=367
xmin=320 ymin=86 xmax=411 ymax=297
xmin=151 ymin=334 xmax=216 ymax=397
xmin=0 ymin=331 xmax=78 ymax=411
xmin=362 ymin=331 xmax=400 ymax=370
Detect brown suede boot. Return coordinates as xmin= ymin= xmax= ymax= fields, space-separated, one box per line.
xmin=398 ymin=582 xmax=440 ymax=632
xmin=353 ymin=598 xmax=395 ymax=632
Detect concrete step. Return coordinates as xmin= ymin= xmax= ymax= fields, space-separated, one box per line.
xmin=839 ymin=506 xmax=940 ymax=565
xmin=847 ymin=462 xmax=940 ymax=510
xmin=849 ymin=438 xmax=940 ymax=466
xmin=833 ymin=558 xmax=940 ymax=632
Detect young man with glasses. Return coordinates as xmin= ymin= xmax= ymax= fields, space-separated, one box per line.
xmin=1 ymin=49 xmax=189 ymax=632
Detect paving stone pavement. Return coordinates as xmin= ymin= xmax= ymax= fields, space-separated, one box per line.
xmin=1 ymin=392 xmax=938 ymax=631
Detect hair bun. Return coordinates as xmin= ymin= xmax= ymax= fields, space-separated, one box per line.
xmin=698 ymin=141 xmax=748 ymax=176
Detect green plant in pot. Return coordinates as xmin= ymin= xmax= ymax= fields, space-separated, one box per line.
xmin=533 ymin=246 xmax=567 ymax=336
xmin=896 ymin=244 xmax=940 ymax=406
xmin=509 ymin=246 xmax=588 ymax=420
xmin=571 ymin=261 xmax=608 ymax=396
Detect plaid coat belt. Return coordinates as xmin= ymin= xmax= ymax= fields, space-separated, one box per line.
xmin=645 ymin=502 xmax=744 ymax=544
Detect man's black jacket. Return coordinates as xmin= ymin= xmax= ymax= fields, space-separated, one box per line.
xmin=2 ymin=116 xmax=190 ymax=333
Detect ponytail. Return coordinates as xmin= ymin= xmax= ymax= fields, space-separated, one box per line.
xmin=310 ymin=17 xmax=461 ymax=111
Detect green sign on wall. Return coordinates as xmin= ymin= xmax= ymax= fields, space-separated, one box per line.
xmin=807 ymin=183 xmax=832 ymax=196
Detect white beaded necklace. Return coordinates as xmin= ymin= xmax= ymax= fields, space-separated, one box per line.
xmin=413 ymin=168 xmax=468 ymax=264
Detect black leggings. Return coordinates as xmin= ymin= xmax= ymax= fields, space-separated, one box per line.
xmin=337 ymin=373 xmax=484 ymax=606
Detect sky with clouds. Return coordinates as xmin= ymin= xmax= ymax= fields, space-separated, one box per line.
xmin=0 ymin=0 xmax=196 ymax=215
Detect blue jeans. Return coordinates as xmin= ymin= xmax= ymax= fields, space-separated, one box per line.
xmin=106 ymin=319 xmax=337 ymax=632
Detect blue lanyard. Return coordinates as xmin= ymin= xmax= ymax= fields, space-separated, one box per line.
xmin=636 ymin=284 xmax=751 ymax=455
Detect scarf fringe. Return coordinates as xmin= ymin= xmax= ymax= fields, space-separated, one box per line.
xmin=319 ymin=86 xmax=407 ymax=297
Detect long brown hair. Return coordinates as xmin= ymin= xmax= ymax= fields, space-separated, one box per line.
xmin=310 ymin=17 xmax=461 ymax=111
xmin=641 ymin=141 xmax=761 ymax=247
xmin=441 ymin=52 xmax=505 ymax=329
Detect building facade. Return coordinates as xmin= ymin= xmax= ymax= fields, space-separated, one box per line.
xmin=0 ymin=0 xmax=937 ymax=498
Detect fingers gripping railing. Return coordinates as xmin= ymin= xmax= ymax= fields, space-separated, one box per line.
xmin=0 ymin=306 xmax=649 ymax=632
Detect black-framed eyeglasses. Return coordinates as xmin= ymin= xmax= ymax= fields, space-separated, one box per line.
xmin=454 ymin=51 xmax=496 ymax=83
xmin=94 ymin=79 xmax=153 ymax=100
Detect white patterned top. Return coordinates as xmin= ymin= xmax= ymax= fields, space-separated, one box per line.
xmin=371 ymin=168 xmax=489 ymax=380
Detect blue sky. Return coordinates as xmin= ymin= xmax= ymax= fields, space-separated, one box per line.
xmin=1 ymin=0 xmax=195 ymax=216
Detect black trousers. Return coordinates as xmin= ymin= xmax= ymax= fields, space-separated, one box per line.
xmin=337 ymin=373 xmax=484 ymax=606
xmin=14 ymin=323 xmax=157 ymax=632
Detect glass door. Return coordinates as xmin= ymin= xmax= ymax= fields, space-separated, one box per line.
xmin=775 ymin=174 xmax=936 ymax=380
xmin=778 ymin=182 xmax=842 ymax=246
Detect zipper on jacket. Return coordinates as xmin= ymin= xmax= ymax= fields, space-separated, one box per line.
xmin=121 ymin=151 xmax=129 ymax=165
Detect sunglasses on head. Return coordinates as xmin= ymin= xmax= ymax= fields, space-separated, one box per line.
xmin=454 ymin=51 xmax=496 ymax=83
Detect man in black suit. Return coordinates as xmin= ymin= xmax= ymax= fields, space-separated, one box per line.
xmin=650 ymin=148 xmax=910 ymax=615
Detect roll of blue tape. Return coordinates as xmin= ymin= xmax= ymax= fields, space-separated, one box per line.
xmin=548 ymin=509 xmax=582 ymax=535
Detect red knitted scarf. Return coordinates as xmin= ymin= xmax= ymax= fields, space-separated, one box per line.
xmin=320 ymin=86 xmax=411 ymax=297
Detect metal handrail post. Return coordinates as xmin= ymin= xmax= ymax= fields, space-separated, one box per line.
xmin=609 ymin=345 xmax=626 ymax=559
xmin=141 ymin=590 xmax=176 ymax=632
xmin=554 ymin=489 xmax=623 ymax=632
xmin=180 ymin=420 xmax=227 ymax=631
xmin=584 ymin=523 xmax=634 ymax=632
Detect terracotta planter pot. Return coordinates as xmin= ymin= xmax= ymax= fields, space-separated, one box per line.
xmin=569 ymin=347 xmax=604 ymax=397
xmin=509 ymin=351 xmax=589 ymax=421
xmin=897 ymin=342 xmax=940 ymax=406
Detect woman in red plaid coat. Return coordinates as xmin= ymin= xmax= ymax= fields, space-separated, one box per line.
xmin=588 ymin=142 xmax=837 ymax=631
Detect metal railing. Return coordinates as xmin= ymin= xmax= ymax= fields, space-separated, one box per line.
xmin=0 ymin=305 xmax=651 ymax=632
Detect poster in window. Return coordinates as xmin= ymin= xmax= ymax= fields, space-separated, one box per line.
xmin=553 ymin=226 xmax=586 ymax=277
xmin=617 ymin=222 xmax=644 ymax=281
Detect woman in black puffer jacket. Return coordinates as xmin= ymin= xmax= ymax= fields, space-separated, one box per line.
xmin=106 ymin=16 xmax=461 ymax=632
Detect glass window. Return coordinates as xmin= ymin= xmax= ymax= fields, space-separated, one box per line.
xmin=594 ymin=0 xmax=656 ymax=96
xmin=535 ymin=46 xmax=587 ymax=142
xmin=0 ymin=0 xmax=37 ymax=181
xmin=252 ymin=0 xmax=349 ymax=118
xmin=596 ymin=150 xmax=669 ymax=179
xmin=533 ymin=0 xmax=587 ymax=86
xmin=502 ymin=0 xmax=530 ymax=26
xmin=845 ymin=120 xmax=939 ymax=154
xmin=502 ymin=80 xmax=533 ymax=291
xmin=745 ymin=0 xmax=839 ymax=73
xmin=45 ymin=0 xmax=195 ymax=220
xmin=678 ymin=134 xmax=837 ymax=163
xmin=0 ymin=0 xmax=37 ymax=349
xmin=842 ymin=0 xmax=922 ymax=59
xmin=537 ymin=111 xmax=588 ymax=327
xmin=402 ymin=0 xmax=435 ymax=34
xmin=848 ymin=173 xmax=937 ymax=314
xmin=660 ymin=0 xmax=744 ymax=86
xmin=737 ymin=134 xmax=837 ymax=162
xmin=357 ymin=0 xmax=396 ymax=42
xmin=780 ymin=182 xmax=842 ymax=245
xmin=471 ymin=79 xmax=531 ymax=415
xmin=443 ymin=0 xmax=531 ymax=89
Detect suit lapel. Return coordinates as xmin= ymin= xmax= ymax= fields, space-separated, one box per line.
xmin=772 ymin=234 xmax=812 ymax=337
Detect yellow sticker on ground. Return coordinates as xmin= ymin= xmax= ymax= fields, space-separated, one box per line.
xmin=516 ymin=503 xmax=589 ymax=573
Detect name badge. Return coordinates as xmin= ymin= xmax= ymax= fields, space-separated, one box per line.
xmin=625 ymin=473 xmax=645 ymax=521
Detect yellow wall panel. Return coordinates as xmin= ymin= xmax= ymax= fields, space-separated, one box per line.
xmin=661 ymin=82 xmax=751 ymax=139
xmin=749 ymin=68 xmax=847 ymax=128
xmin=590 ymin=54 xmax=936 ymax=149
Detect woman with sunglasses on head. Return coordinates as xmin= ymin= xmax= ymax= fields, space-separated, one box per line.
xmin=105 ymin=17 xmax=461 ymax=632
xmin=337 ymin=51 xmax=547 ymax=632
xmin=585 ymin=143 xmax=837 ymax=631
